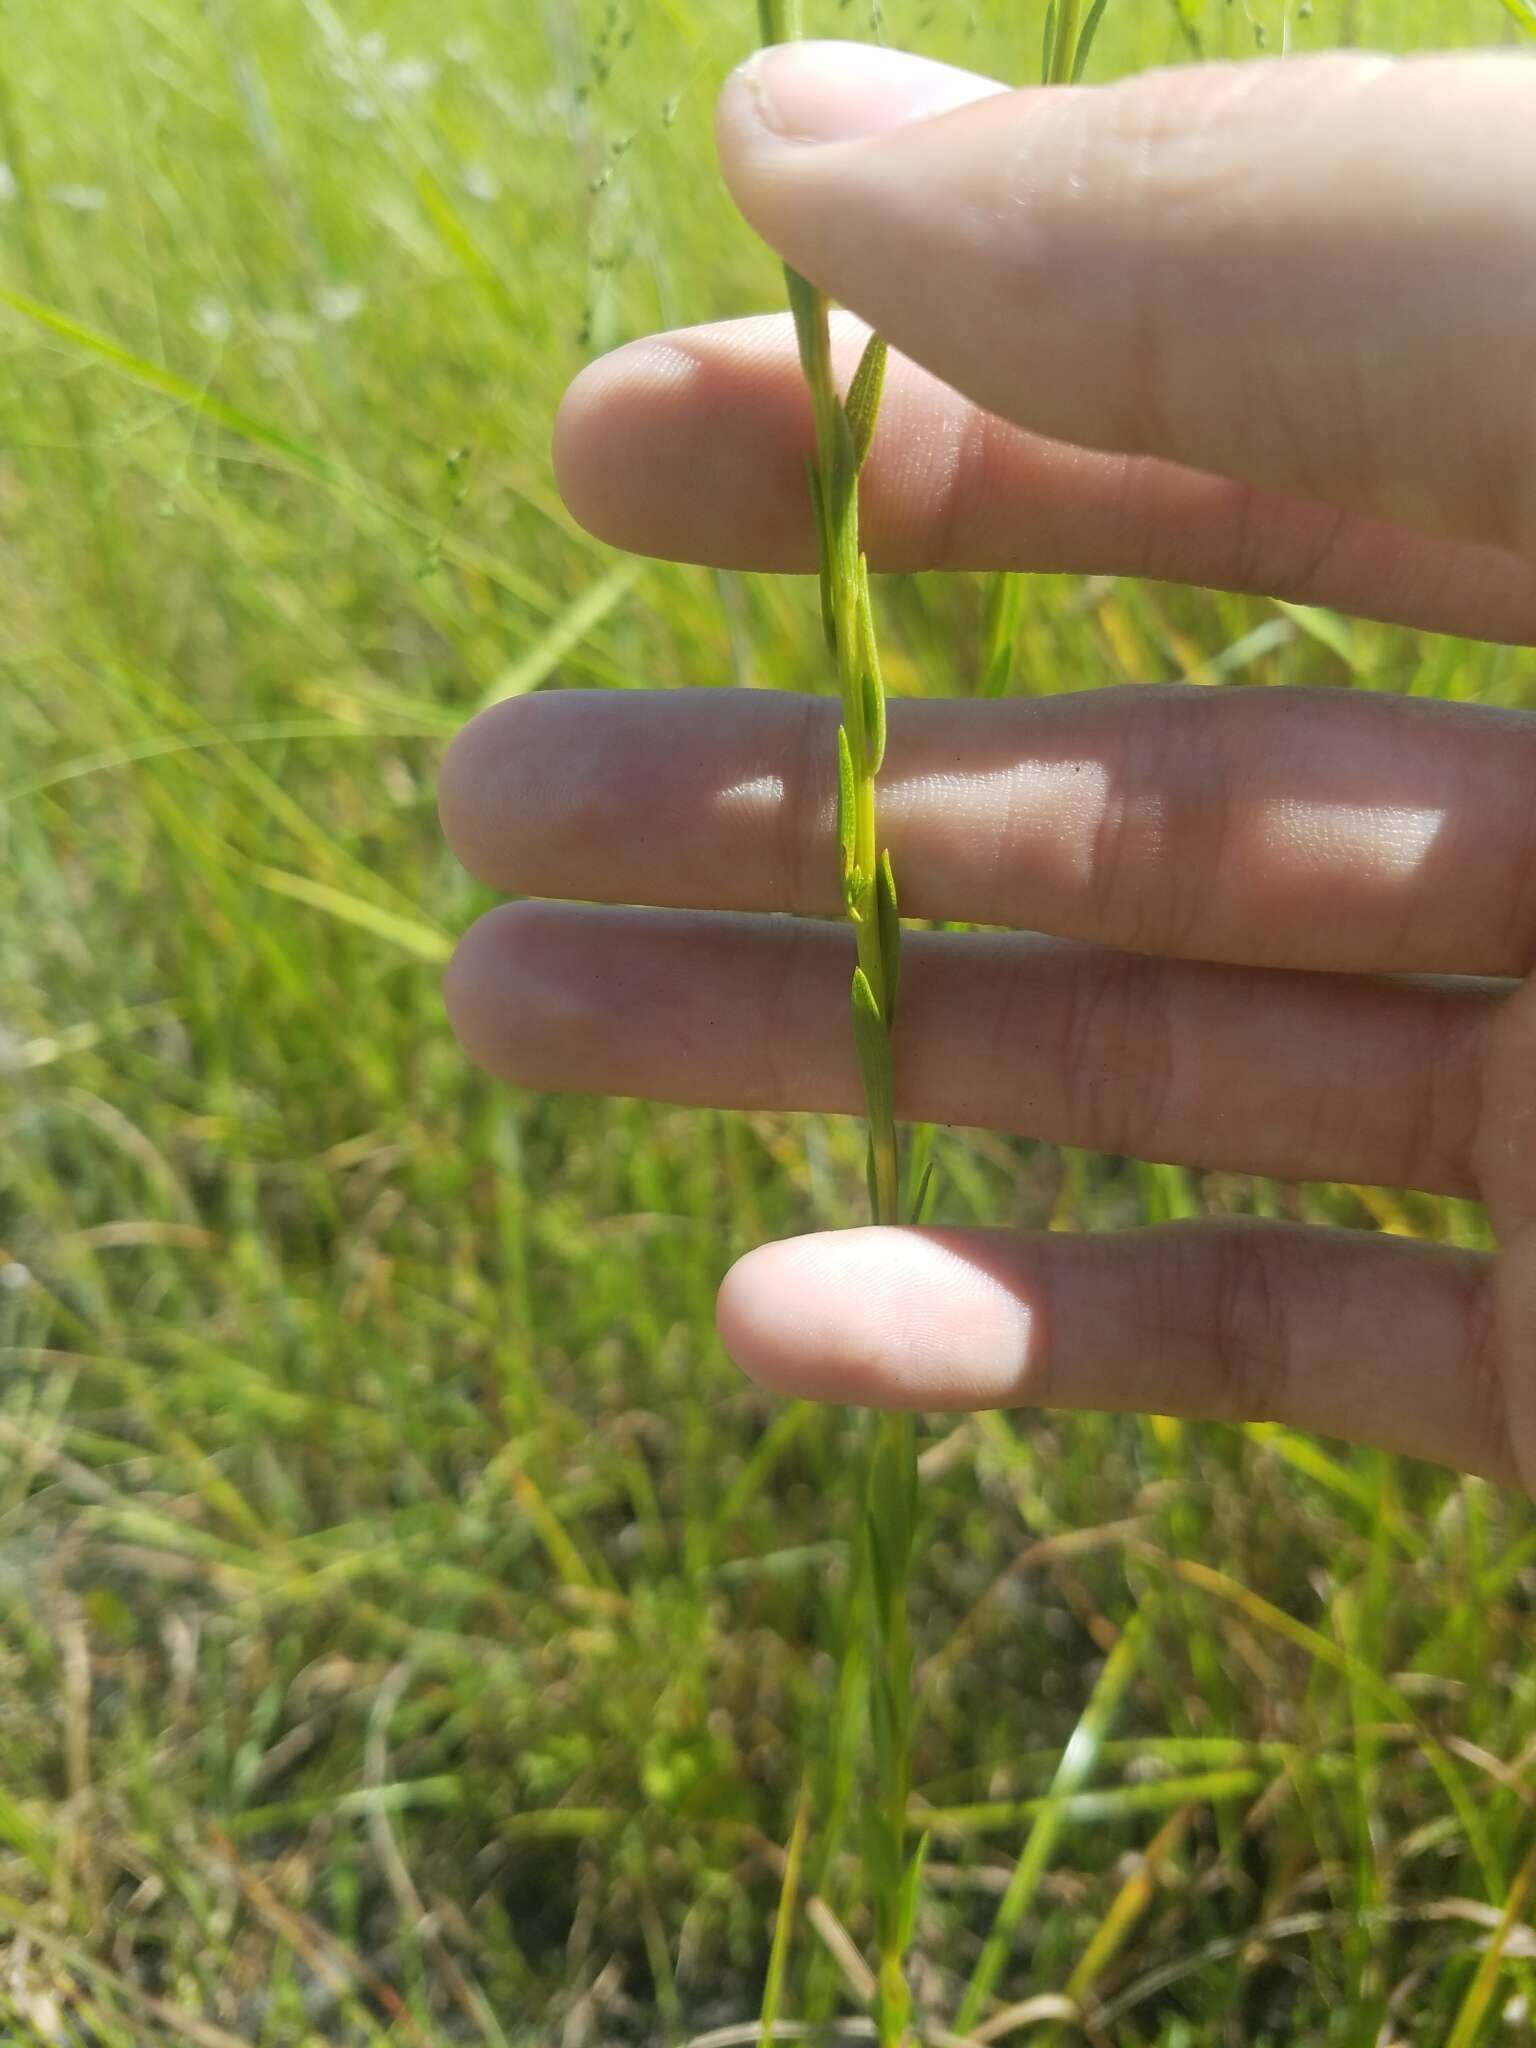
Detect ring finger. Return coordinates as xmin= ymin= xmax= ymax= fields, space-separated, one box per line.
xmin=444 ymin=903 xmax=1493 ymax=1198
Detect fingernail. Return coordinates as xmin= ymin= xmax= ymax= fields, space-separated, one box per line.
xmin=732 ymin=40 xmax=1005 ymax=146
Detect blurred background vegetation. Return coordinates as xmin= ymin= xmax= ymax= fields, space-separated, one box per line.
xmin=2 ymin=0 xmax=1535 ymax=2040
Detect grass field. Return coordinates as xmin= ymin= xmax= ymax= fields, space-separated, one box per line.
xmin=3 ymin=0 xmax=1536 ymax=2040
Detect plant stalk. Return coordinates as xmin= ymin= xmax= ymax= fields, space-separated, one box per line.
xmin=1047 ymin=0 xmax=1085 ymax=83
xmin=750 ymin=2 xmax=1114 ymax=2033
xmin=752 ymin=7 xmax=914 ymax=2038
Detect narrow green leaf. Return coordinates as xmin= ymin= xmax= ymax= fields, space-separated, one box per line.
xmin=758 ymin=1791 xmax=810 ymax=2048
xmin=1446 ymin=1837 xmax=1536 ymax=2048
xmin=1274 ymin=598 xmax=1357 ymax=670
xmin=869 ymin=1435 xmax=913 ymax=1582
xmin=844 ymin=332 xmax=888 ymax=471
xmin=0 ymin=281 xmax=335 ymax=479
xmin=866 ymin=1508 xmax=895 ymax=1636
xmin=918 ymin=1768 xmax=1265 ymax=1836
xmin=1041 ymin=0 xmax=1058 ymax=82
xmin=805 ymin=460 xmax=837 ymax=656
xmin=825 ymin=410 xmax=860 ymax=601
xmin=876 ymin=850 xmax=901 ymax=1027
xmin=857 ymin=554 xmax=886 ymax=772
xmin=851 ymin=966 xmax=893 ymax=1140
xmin=980 ymin=569 xmax=1024 ymax=698
xmin=1048 ymin=0 xmax=1084 ymax=81
xmin=480 ymin=560 xmax=643 ymax=707
xmin=909 ymin=1159 xmax=937 ymax=1227
xmin=865 ymin=1136 xmax=881 ymax=1222
xmin=820 ymin=567 xmax=837 ymax=656
xmin=786 ymin=267 xmax=824 ymax=385
xmin=756 ymin=0 xmax=803 ymax=42
xmin=861 ymin=1787 xmax=901 ymax=1901
xmin=861 ymin=670 xmax=885 ymax=778
xmin=412 ymin=165 xmax=519 ymax=322
xmin=1072 ymin=0 xmax=1115 ymax=81
xmin=836 ymin=724 xmax=858 ymax=906
xmin=896 ymin=1832 xmax=930 ymax=1953
xmin=955 ymin=1606 xmax=1154 ymax=2031
xmin=0 ymin=1790 xmax=54 ymax=1881
xmin=901 ymin=1122 xmax=935 ymax=1220
xmin=247 ymin=865 xmax=452 ymax=962
xmin=1497 ymin=0 xmax=1536 ymax=37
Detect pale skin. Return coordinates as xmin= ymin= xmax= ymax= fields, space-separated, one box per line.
xmin=440 ymin=42 xmax=1536 ymax=1492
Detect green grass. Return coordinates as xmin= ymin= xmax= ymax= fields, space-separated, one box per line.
xmin=1 ymin=0 xmax=1534 ymax=2041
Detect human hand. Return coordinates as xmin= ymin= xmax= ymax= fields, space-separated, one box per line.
xmin=441 ymin=43 xmax=1536 ymax=1489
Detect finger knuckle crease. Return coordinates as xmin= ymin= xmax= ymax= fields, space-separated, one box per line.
xmin=1405 ymin=1002 xmax=1484 ymax=1195
xmin=765 ymin=919 xmax=813 ymax=1111
xmin=934 ymin=403 xmax=997 ymax=571
xmin=1064 ymin=950 xmax=1177 ymax=1161
xmin=1459 ymin=1264 xmax=1514 ymax=1487
xmin=1208 ymin=1231 xmax=1292 ymax=1425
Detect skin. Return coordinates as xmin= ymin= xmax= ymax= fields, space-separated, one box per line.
xmin=440 ymin=41 xmax=1536 ymax=1492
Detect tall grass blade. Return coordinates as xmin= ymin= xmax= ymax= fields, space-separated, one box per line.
xmin=0 ymin=282 xmax=335 ymax=477
xmin=1165 ymin=1554 xmax=1501 ymax=1899
xmin=246 ymin=867 xmax=453 ymax=962
xmin=1445 ymin=1835 xmax=1536 ymax=2048
xmin=479 ymin=560 xmax=644 ymax=707
xmin=979 ymin=571 xmax=1024 ymax=698
xmin=955 ymin=1605 xmax=1152 ymax=2029
xmin=1046 ymin=0 xmax=1083 ymax=82
xmin=756 ymin=0 xmax=804 ymax=43
xmin=1071 ymin=0 xmax=1116 ymax=80
xmin=759 ymin=1793 xmax=812 ymax=2047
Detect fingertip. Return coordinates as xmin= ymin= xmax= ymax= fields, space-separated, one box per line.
xmin=554 ymin=330 xmax=804 ymax=565
xmin=439 ymin=694 xmax=557 ymax=892
xmin=717 ymin=1227 xmax=1039 ymax=1411
xmin=438 ymin=706 xmax=499 ymax=879
xmin=716 ymin=1235 xmax=881 ymax=1403
xmin=554 ymin=339 xmax=712 ymax=548
xmin=716 ymin=1236 xmax=827 ymax=1399
xmin=713 ymin=45 xmax=1010 ymax=289
xmin=715 ymin=41 xmax=1007 ymax=157
xmin=441 ymin=906 xmax=491 ymax=1069
xmin=437 ymin=716 xmax=474 ymax=859
xmin=551 ymin=350 xmax=634 ymax=549
xmin=442 ymin=900 xmax=533 ymax=1079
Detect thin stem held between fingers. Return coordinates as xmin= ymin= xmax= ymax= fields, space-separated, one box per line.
xmin=746 ymin=5 xmax=1115 ymax=2035
xmin=750 ymin=10 xmax=915 ymax=2043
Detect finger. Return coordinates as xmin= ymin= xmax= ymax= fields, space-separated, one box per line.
xmin=715 ymin=45 xmax=1536 ymax=557
xmin=442 ymin=904 xmax=1489 ymax=1198
xmin=716 ymin=1222 xmax=1509 ymax=1484
xmin=554 ymin=314 xmax=1536 ymax=644
xmin=440 ymin=686 xmax=1536 ymax=978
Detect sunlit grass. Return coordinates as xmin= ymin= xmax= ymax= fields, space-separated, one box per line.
xmin=0 ymin=0 xmax=1533 ymax=2041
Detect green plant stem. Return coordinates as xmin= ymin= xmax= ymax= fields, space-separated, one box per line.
xmin=755 ymin=0 xmax=802 ymax=46
xmin=757 ymin=2 xmax=1117 ymax=2030
xmin=1047 ymin=0 xmax=1084 ymax=81
xmin=751 ymin=11 xmax=913 ymax=2038
xmin=954 ymin=1607 xmax=1151 ymax=2033
xmin=796 ymin=270 xmax=911 ymax=2037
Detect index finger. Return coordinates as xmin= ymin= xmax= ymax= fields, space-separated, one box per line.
xmin=716 ymin=46 xmax=1536 ymax=559
xmin=554 ymin=314 xmax=1536 ymax=644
